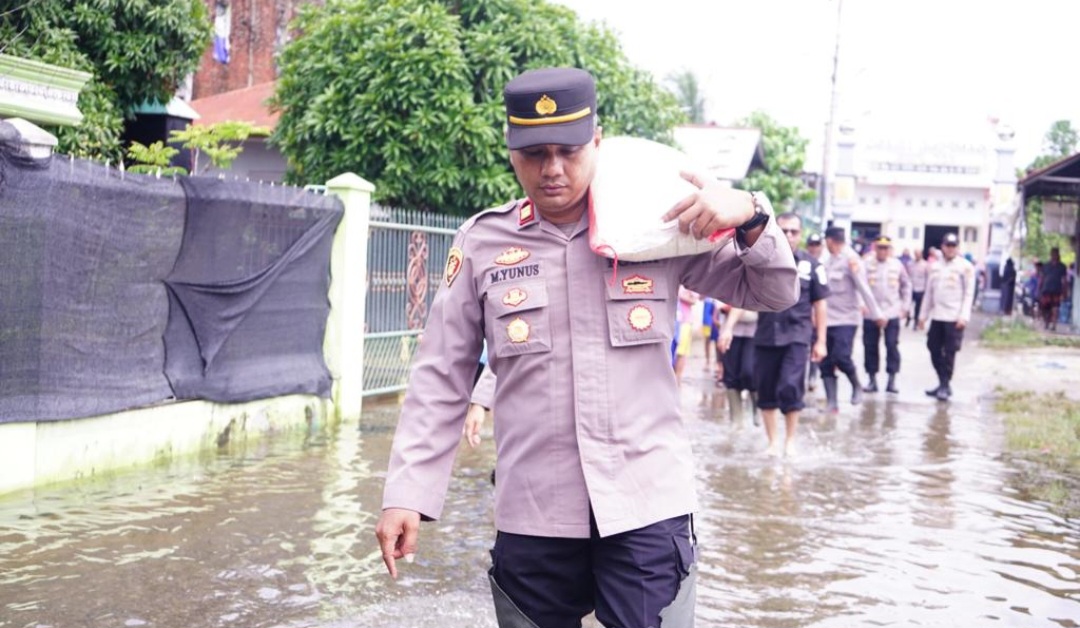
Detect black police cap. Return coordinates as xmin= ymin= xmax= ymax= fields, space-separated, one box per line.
xmin=824 ymin=226 xmax=845 ymax=242
xmin=504 ymin=68 xmax=596 ymax=150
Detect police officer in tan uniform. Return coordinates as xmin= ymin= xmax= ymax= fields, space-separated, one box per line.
xmin=862 ymin=236 xmax=912 ymax=394
xmin=821 ymin=226 xmax=884 ymax=412
xmin=918 ymin=232 xmax=976 ymax=401
xmin=374 ymin=67 xmax=799 ymax=628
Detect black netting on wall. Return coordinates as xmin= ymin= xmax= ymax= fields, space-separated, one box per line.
xmin=164 ymin=177 xmax=341 ymax=403
xmin=0 ymin=146 xmax=185 ymax=422
xmin=0 ymin=135 xmax=343 ymax=423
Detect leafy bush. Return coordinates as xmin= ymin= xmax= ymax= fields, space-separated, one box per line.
xmin=0 ymin=1 xmax=211 ymax=161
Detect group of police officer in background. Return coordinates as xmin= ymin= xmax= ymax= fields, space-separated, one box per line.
xmin=797 ymin=227 xmax=975 ymax=407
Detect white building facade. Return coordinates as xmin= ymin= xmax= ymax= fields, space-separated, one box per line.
xmin=828 ymin=123 xmax=1017 ymax=266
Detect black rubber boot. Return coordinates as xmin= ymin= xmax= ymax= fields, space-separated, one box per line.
xmin=886 ymin=374 xmax=899 ymax=394
xmin=823 ymin=377 xmax=839 ymax=413
xmin=935 ymin=382 xmax=952 ymax=401
xmin=925 ymin=374 xmax=943 ymax=397
xmin=849 ymin=373 xmax=864 ymax=405
xmin=863 ymin=375 xmax=878 ymax=393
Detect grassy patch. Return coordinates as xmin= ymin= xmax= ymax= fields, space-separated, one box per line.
xmin=980 ymin=317 xmax=1080 ymax=349
xmin=995 ymin=390 xmax=1080 ymax=516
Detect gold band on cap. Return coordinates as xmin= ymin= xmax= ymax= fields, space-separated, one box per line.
xmin=508 ymin=107 xmax=592 ymax=126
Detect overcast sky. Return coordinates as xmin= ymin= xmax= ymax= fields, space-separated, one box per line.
xmin=553 ymin=0 xmax=1080 ymax=169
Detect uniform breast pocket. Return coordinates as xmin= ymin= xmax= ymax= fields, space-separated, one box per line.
xmin=605 ymin=273 xmax=673 ymax=347
xmin=486 ymin=280 xmax=552 ymax=358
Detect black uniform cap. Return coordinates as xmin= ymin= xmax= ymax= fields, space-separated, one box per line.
xmin=504 ymin=68 xmax=597 ymax=150
xmin=941 ymin=233 xmax=959 ymax=245
xmin=806 ymin=233 xmax=822 ymax=245
xmin=824 ymin=226 xmax=845 ymax=242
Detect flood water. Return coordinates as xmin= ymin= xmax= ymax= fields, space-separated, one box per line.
xmin=2 ymin=334 xmax=1078 ymax=628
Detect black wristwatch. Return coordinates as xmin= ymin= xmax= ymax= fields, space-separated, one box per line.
xmin=735 ymin=191 xmax=770 ymax=243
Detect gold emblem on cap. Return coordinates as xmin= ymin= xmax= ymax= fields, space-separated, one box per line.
xmin=535 ymin=94 xmax=557 ymax=116
xmin=507 ymin=317 xmax=531 ymax=343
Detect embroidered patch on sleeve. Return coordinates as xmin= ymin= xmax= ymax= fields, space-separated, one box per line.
xmin=445 ymin=247 xmax=464 ymax=287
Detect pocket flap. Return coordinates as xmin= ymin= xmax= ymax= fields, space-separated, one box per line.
xmin=488 ymin=280 xmax=548 ymax=319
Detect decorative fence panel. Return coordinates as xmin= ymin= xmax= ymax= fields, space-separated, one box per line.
xmin=363 ymin=207 xmax=464 ymax=397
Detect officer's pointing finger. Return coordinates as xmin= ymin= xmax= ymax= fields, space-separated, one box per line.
xmin=662 ymin=192 xmax=697 ymax=223
xmin=377 ymin=530 xmax=399 ymax=579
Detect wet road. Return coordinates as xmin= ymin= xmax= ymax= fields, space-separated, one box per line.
xmin=1 ymin=331 xmax=1078 ymax=627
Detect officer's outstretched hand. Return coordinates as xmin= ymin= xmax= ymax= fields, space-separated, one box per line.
xmin=956 ymin=319 xmax=967 ymax=330
xmin=664 ymin=171 xmax=755 ymax=242
xmin=917 ymin=319 xmax=927 ymax=331
xmin=811 ymin=340 xmax=827 ymax=363
xmin=375 ymin=507 xmax=421 ymax=579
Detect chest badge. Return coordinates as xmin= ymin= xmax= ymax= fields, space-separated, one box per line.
xmin=503 ymin=288 xmax=528 ymax=307
xmin=496 ymin=246 xmax=531 ymax=266
xmin=627 ymin=305 xmax=654 ymax=331
xmin=621 ymin=274 xmax=654 ymax=295
xmin=445 ymin=247 xmax=464 ymax=287
xmin=507 ymin=317 xmax=531 ymax=343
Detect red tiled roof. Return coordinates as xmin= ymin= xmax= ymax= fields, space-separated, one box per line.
xmin=189 ymin=81 xmax=279 ymax=131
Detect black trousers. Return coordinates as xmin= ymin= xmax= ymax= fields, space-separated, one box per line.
xmin=490 ymin=514 xmax=694 ymax=628
xmin=821 ymin=325 xmax=857 ymax=379
xmin=722 ymin=336 xmax=756 ymax=391
xmin=754 ymin=343 xmax=810 ymax=413
xmin=911 ymin=291 xmax=925 ymax=323
xmin=927 ymin=320 xmax=965 ymax=384
xmin=863 ymin=317 xmax=901 ymax=375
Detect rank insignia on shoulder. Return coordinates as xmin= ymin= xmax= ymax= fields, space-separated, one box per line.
xmin=496 ymin=246 xmax=531 ymax=266
xmin=519 ymin=201 xmax=535 ymax=226
xmin=445 ymin=247 xmax=464 ymax=287
xmin=627 ymin=305 xmax=654 ymax=331
xmin=507 ymin=317 xmax=531 ymax=343
xmin=622 ymin=274 xmax=654 ymax=295
xmin=503 ymin=288 xmax=528 ymax=307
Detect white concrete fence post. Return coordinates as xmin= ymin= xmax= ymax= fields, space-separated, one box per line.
xmin=324 ymin=173 xmax=375 ymax=423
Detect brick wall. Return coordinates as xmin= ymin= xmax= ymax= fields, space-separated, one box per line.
xmin=191 ymin=0 xmax=322 ymax=99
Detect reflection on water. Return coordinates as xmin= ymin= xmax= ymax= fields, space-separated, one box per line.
xmin=2 ymin=379 xmax=1078 ymax=628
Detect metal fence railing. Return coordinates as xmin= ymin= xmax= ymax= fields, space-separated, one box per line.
xmin=363 ymin=206 xmax=464 ymax=397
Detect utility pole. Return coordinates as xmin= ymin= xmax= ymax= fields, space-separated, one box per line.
xmin=820 ymin=0 xmax=844 ymax=229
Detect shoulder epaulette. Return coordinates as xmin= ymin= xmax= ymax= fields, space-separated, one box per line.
xmin=459 ymin=199 xmax=523 ymax=233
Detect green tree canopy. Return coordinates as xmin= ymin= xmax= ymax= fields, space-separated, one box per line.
xmin=1022 ymin=119 xmax=1078 ymax=264
xmin=733 ymin=110 xmax=815 ymax=212
xmin=0 ymin=0 xmax=210 ymax=160
xmin=271 ymin=0 xmax=685 ymax=214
